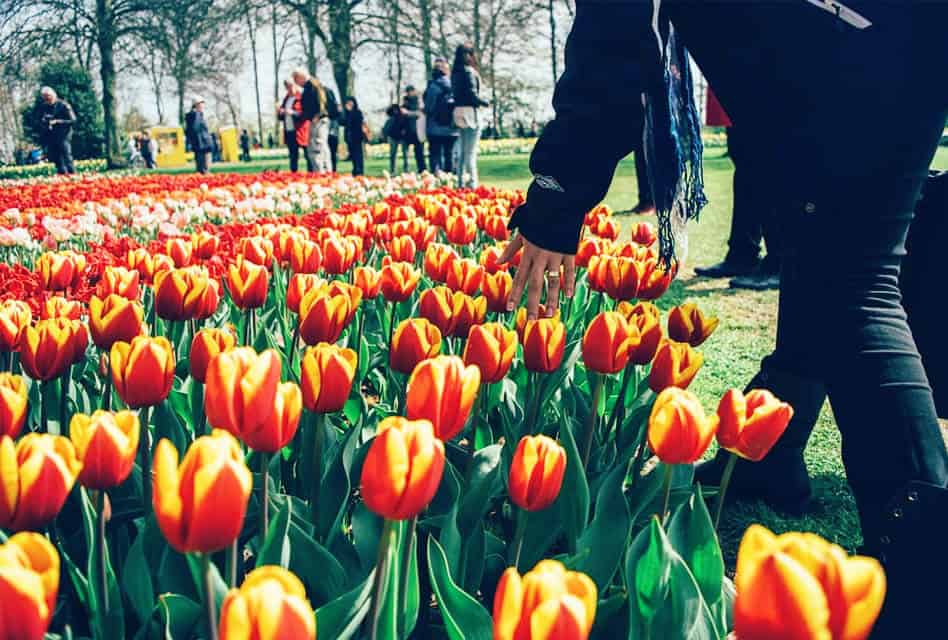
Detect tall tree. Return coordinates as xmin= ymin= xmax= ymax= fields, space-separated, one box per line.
xmin=243 ymin=1 xmax=265 ymax=141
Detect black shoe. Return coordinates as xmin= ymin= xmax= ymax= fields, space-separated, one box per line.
xmin=730 ymin=269 xmax=780 ymax=290
xmin=630 ymin=202 xmax=656 ymax=215
xmin=693 ymin=258 xmax=760 ymax=279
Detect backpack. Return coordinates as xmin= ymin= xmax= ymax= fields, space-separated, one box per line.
xmin=433 ymin=84 xmax=455 ymax=128
xmin=325 ymin=89 xmax=341 ymax=121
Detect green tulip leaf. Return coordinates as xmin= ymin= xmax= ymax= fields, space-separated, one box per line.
xmin=257 ymin=497 xmax=293 ymax=569
xmin=122 ymin=527 xmax=155 ymax=625
xmin=457 ymin=444 xmax=502 ymax=535
xmin=426 ymin=536 xmax=493 ymax=640
xmin=573 ymin=464 xmax=632 ymax=590
xmin=556 ymin=414 xmax=590 ymax=551
xmin=315 ymin=572 xmax=374 ymax=640
xmin=667 ymin=485 xmax=725 ymax=606
xmin=157 ymin=594 xmax=202 ymax=640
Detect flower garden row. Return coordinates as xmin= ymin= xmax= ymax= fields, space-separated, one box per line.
xmin=0 ymin=172 xmax=884 ymax=639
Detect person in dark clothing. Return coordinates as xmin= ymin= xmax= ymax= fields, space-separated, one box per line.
xmin=383 ymin=104 xmax=408 ymax=174
xmin=278 ymin=79 xmax=307 ymax=172
xmin=38 ymin=87 xmax=76 ymax=175
xmin=401 ymin=85 xmax=426 ymax=172
xmin=240 ymin=129 xmax=252 ymax=162
xmin=140 ymin=131 xmax=156 ymax=169
xmin=498 ymin=3 xmax=948 ymax=634
xmin=451 ymin=44 xmax=489 ymax=188
xmin=424 ymin=57 xmax=459 ymax=174
xmin=293 ymin=67 xmax=330 ymax=172
xmin=325 ymin=86 xmax=342 ymax=172
xmin=184 ymin=97 xmax=213 ymax=174
xmin=343 ymin=97 xmax=366 ymax=176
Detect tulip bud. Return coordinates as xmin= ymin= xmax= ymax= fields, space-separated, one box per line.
xmin=194 ymin=278 xmax=222 ymax=320
xmin=190 ymin=328 xmax=237 ymax=384
xmin=360 ymin=417 xmax=445 ymax=520
xmin=321 ymin=235 xmax=357 ymax=275
xmin=0 ymin=300 xmax=32 ymax=352
xmin=191 ymin=230 xmax=220 ymax=259
xmin=152 ymin=430 xmax=253 ymax=553
xmin=637 ymin=259 xmax=674 ymax=300
xmin=20 ymin=318 xmax=85 ymax=381
xmin=96 ymin=265 xmax=141 ymax=300
xmin=647 ymin=387 xmax=718 ymax=464
xmin=390 ymin=318 xmax=442 ymax=374
xmin=463 ymin=323 xmax=517 ymax=384
xmin=445 ymin=258 xmax=485 ymax=296
xmin=204 ymin=348 xmax=282 ymax=438
xmin=70 ymin=410 xmax=140 ymax=490
xmin=509 ymin=435 xmax=566 ymax=512
xmin=418 ymin=286 xmax=458 ymax=336
xmin=617 ymin=301 xmax=663 ymax=365
xmin=450 ymin=294 xmax=487 ymax=339
xmin=154 ymin=266 xmax=217 ymax=321
xmin=667 ymin=302 xmax=719 ymax=347
xmin=582 ymin=311 xmax=639 ymax=374
xmin=226 ymin=256 xmax=270 ymax=310
xmin=0 ymin=433 xmax=82 ymax=531
xmin=380 ymin=262 xmax=421 ymax=303
xmin=734 ymin=525 xmax=885 ymax=640
xmin=166 ymin=238 xmax=194 ymax=268
xmin=716 ymin=389 xmax=794 ymax=462
xmin=286 ymin=273 xmax=324 ymax=315
xmin=405 ymin=355 xmax=480 ymax=441
xmin=353 ymin=266 xmax=381 ymax=299
xmin=0 ymin=532 xmax=61 ymax=638
xmin=630 ymin=221 xmax=657 ymax=247
xmin=219 ymin=566 xmax=316 ymax=640
xmin=387 ymin=235 xmax=417 ymax=263
xmin=445 ymin=215 xmax=477 ymax=245
xmin=89 ymin=294 xmax=144 ymax=351
xmin=41 ymin=296 xmax=82 ymax=320
xmin=240 ymin=382 xmax=302 ymax=453
xmin=0 ymin=373 xmax=28 ymax=439
xmin=479 ymin=245 xmax=508 ymax=274
xmin=603 ymin=256 xmax=646 ymax=302
xmin=424 ymin=243 xmax=458 ymax=283
xmin=300 ymin=343 xmax=357 ymax=413
xmin=110 ymin=336 xmax=175 ymax=408
xmin=483 ymin=215 xmax=510 ymax=242
xmin=289 ymin=239 xmax=323 ymax=274
xmin=35 ymin=251 xmax=85 ymax=291
xmin=238 ymin=236 xmax=275 ymax=268
xmin=586 ymin=255 xmax=608 ymax=294
xmin=483 ymin=271 xmax=513 ymax=314
xmin=514 ymin=307 xmax=561 ymax=340
xmin=522 ymin=318 xmax=566 ymax=373
xmin=493 ymin=560 xmax=597 ymax=640
xmin=575 ymin=238 xmax=608 ymax=269
xmin=298 ymin=288 xmax=352 ymax=346
xmin=648 ymin=340 xmax=703 ymax=392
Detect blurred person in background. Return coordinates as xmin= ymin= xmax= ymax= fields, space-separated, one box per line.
xmin=184 ymin=97 xmax=212 ymax=174
xmin=383 ymin=103 xmax=408 ymax=174
xmin=278 ymin=78 xmax=308 ymax=172
xmin=344 ymin=96 xmax=366 ymax=176
xmin=424 ymin=57 xmax=459 ymax=174
xmin=451 ymin=43 xmax=488 ymax=188
xmin=240 ymin=128 xmax=252 ymax=162
xmin=401 ymin=85 xmax=426 ymax=172
xmin=292 ymin=66 xmax=330 ymax=172
xmin=39 ymin=86 xmax=76 ymax=174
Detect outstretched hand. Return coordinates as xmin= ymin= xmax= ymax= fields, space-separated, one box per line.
xmin=498 ymin=232 xmax=576 ymax=321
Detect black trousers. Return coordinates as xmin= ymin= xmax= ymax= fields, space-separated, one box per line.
xmin=194 ymin=150 xmax=210 ymax=174
xmin=429 ymin=135 xmax=456 ymax=174
xmin=329 ymin=134 xmax=339 ymax=172
xmin=48 ymin=140 xmax=74 ymax=174
xmin=285 ymin=132 xmax=300 ymax=172
xmin=725 ymin=126 xmax=781 ymax=271
xmin=348 ymin=140 xmax=364 ymax=176
xmin=404 ymin=133 xmax=426 ymax=172
xmin=633 ymin=145 xmax=653 ymax=207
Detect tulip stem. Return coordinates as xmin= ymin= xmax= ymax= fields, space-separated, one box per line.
xmin=310 ymin=413 xmax=325 ymax=527
xmin=509 ymin=508 xmax=528 ymax=570
xmin=660 ymin=463 xmax=674 ymax=525
xmin=369 ymin=519 xmax=397 ymax=640
xmin=201 ymin=553 xmax=220 ymax=640
xmin=398 ymin=517 xmax=418 ymax=639
xmin=96 ymin=489 xmax=109 ymax=614
xmin=139 ymin=406 xmax=152 ymax=510
xmin=228 ymin=540 xmax=238 ymax=588
xmin=582 ymin=373 xmax=604 ymax=470
xmin=40 ymin=380 xmax=49 ymax=433
xmin=60 ymin=368 xmax=71 ymax=437
xmin=102 ymin=370 xmax=112 ymax=410
xmin=525 ymin=373 xmax=542 ymax=436
xmin=713 ymin=453 xmax=738 ymax=532
xmin=608 ymin=363 xmax=635 ymax=444
xmin=387 ymin=301 xmax=398 ymax=349
xmin=288 ymin=324 xmax=300 ymax=382
xmin=243 ymin=308 xmax=254 ymax=347
xmin=260 ymin=452 xmax=271 ymax=540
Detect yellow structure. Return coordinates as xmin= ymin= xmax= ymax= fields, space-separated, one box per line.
xmin=219 ymin=126 xmax=239 ymax=163
xmin=149 ymin=126 xmax=188 ymax=168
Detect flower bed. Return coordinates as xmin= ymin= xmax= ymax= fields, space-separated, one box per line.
xmin=0 ymin=173 xmax=884 ymax=640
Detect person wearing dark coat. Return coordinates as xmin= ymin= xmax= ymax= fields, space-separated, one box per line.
xmin=424 ymin=58 xmax=459 ymax=174
xmin=343 ymin=97 xmax=366 ymax=176
xmin=400 ymin=85 xmax=426 ymax=173
xmin=383 ymin=104 xmax=408 ymax=174
xmin=38 ymin=86 xmax=76 ymax=174
xmin=184 ymin=97 xmax=213 ymax=174
xmin=499 ymin=3 xmax=948 ymax=634
xmin=451 ymin=44 xmax=489 ymax=188
xmin=240 ymin=129 xmax=252 ymax=162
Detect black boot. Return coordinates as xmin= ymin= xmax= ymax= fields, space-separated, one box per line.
xmin=694 ymin=256 xmax=760 ymax=278
xmin=695 ymin=357 xmax=826 ymax=515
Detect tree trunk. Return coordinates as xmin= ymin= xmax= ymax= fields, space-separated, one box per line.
xmin=177 ymin=75 xmax=187 ymax=125
xmin=96 ymin=0 xmax=121 ymax=166
xmin=390 ymin=1 xmax=402 ymax=100
xmin=246 ymin=7 xmax=264 ymax=142
xmin=328 ymin=0 xmax=353 ymax=95
xmin=473 ymin=0 xmax=480 ymax=52
xmin=419 ymin=0 xmax=433 ymax=74
xmin=272 ymin=2 xmax=280 ymax=104
xmin=548 ymin=0 xmax=557 ymax=84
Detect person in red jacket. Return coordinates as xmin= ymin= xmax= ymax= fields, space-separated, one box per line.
xmin=277 ymin=79 xmax=309 ymax=172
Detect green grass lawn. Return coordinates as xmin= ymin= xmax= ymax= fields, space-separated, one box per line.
xmin=168 ymin=146 xmax=948 ymax=564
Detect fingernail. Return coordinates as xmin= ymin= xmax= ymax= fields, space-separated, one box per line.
xmin=506 ymin=301 xmax=515 ymax=311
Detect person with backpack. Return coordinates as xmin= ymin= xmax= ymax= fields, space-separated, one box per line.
xmin=292 ymin=67 xmax=330 ymax=173
xmin=451 ymin=44 xmax=489 ymax=188
xmin=324 ymin=86 xmax=342 ymax=172
xmin=383 ymin=104 xmax=408 ymax=174
xmin=343 ymin=96 xmax=367 ymax=176
xmin=401 ymin=85 xmax=426 ymax=172
xmin=424 ymin=57 xmax=459 ymax=174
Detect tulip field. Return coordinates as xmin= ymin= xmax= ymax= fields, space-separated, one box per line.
xmin=0 ymin=170 xmax=886 ymax=640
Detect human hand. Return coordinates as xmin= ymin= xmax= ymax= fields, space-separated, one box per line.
xmin=498 ymin=232 xmax=576 ymax=321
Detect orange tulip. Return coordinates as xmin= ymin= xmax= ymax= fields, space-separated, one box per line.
xmin=360 ymin=417 xmax=445 ymax=520
xmin=522 ymin=318 xmax=566 ymax=373
xmin=716 ymin=389 xmax=794 ymax=462
xmin=451 ymin=294 xmax=487 ymax=339
xmin=321 ymin=234 xmax=357 ymax=275
xmin=0 ymin=374 xmax=27 ymax=439
xmin=154 ymin=266 xmax=217 ymax=321
xmin=41 ymin=296 xmax=82 ymax=320
xmin=353 ymin=266 xmax=381 ymax=298
xmin=387 ymin=235 xmax=417 ymax=263
xmin=89 ymin=294 xmax=144 ymax=350
xmin=286 ymin=273 xmax=324 ymax=314
xmin=240 ymin=382 xmax=302 ymax=453
xmin=0 ymin=433 xmax=81 ymax=531
xmin=463 ymin=323 xmax=517 ymax=384
xmin=274 ymin=228 xmax=309 ymax=264
xmin=153 ymin=430 xmax=253 ymax=553
xmin=648 ymin=340 xmax=703 ymax=392
xmin=424 ymin=243 xmax=458 ymax=283
xmin=445 ymin=257 xmax=485 ymax=296
xmin=300 ymin=343 xmax=357 ymax=413
xmin=380 ymin=262 xmax=420 ymax=303
xmin=576 ymin=238 xmax=608 ymax=269
xmin=493 ymin=560 xmax=597 ymax=640
xmin=298 ymin=288 xmax=352 ymax=346
xmin=667 ymin=302 xmax=719 ymax=347
xmin=165 ymin=238 xmax=193 ymax=268
xmin=733 ymin=524 xmax=886 ymax=640
xmin=19 ymin=318 xmax=85 ymax=381
xmin=324 ymin=280 xmax=362 ymax=326
xmin=592 ymin=217 xmax=619 ymax=240
xmin=515 ymin=307 xmax=561 ymax=340
xmin=405 ymin=355 xmax=480 ymax=441
xmin=238 ymin=236 xmax=275 ymax=268
xmin=509 ymin=435 xmax=566 ymax=512
xmin=603 ymin=256 xmax=646 ymax=301
xmin=127 ymin=248 xmax=160 ymax=284
xmin=445 ymin=214 xmax=477 ymax=245
xmin=218 ymin=566 xmax=316 ymax=640
xmin=95 ymin=265 xmax=141 ymax=300
xmin=35 ymin=250 xmax=85 ymax=291
xmin=0 ymin=300 xmax=32 ymax=352
xmin=226 ymin=256 xmax=270 ymax=310
xmin=110 ymin=336 xmax=175 ymax=408
xmin=630 ymin=221 xmax=657 ymax=247
xmin=582 ymin=311 xmax=639 ymax=374
xmin=70 ymin=410 xmax=140 ymax=490
xmin=617 ymin=301 xmax=663 ymax=365
xmin=483 ymin=271 xmax=513 ymax=314
xmin=190 ymin=328 xmax=237 ymax=384
xmin=194 ymin=278 xmax=222 ymax=320
xmin=647 ymin=387 xmax=718 ymax=464
xmin=288 ymin=239 xmax=323 ymax=274
xmin=479 ymin=245 xmax=508 ymax=275
xmin=637 ymin=259 xmax=674 ymax=300
xmin=586 ymin=255 xmax=608 ymax=294
xmin=483 ymin=214 xmax=510 ymax=241
xmin=191 ymin=230 xmax=221 ymax=259
xmin=0 ymin=532 xmax=61 ymax=639
xmin=418 ymin=286 xmax=457 ymax=336
xmin=390 ymin=318 xmax=442 ymax=374
xmin=204 ymin=347 xmax=282 ymax=438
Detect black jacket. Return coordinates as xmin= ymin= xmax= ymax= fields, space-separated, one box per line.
xmin=344 ymin=109 xmax=365 ymax=145
xmin=39 ymin=99 xmax=76 ymax=144
xmin=298 ymin=79 xmax=326 ymax=123
xmin=184 ymin=109 xmax=213 ymax=152
xmin=451 ymin=66 xmax=488 ymax=108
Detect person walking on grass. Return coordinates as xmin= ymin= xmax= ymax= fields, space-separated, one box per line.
xmin=292 ymin=66 xmax=330 ymax=173
xmin=383 ymin=104 xmax=408 ymax=174
xmin=343 ymin=97 xmax=366 ymax=177
xmin=424 ymin=57 xmax=459 ymax=174
xmin=498 ymin=3 xmax=948 ymax=635
xmin=38 ymin=86 xmax=76 ymax=175
xmin=184 ymin=97 xmax=212 ymax=174
xmin=278 ymin=79 xmax=309 ymax=172
xmin=451 ymin=43 xmax=488 ymax=188
xmin=401 ymin=85 xmax=427 ymax=173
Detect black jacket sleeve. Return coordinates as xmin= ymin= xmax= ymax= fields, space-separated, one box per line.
xmin=508 ymin=0 xmax=659 ymax=254
xmin=466 ymin=69 xmax=489 ymax=108
xmin=299 ymin=84 xmax=319 ymax=122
